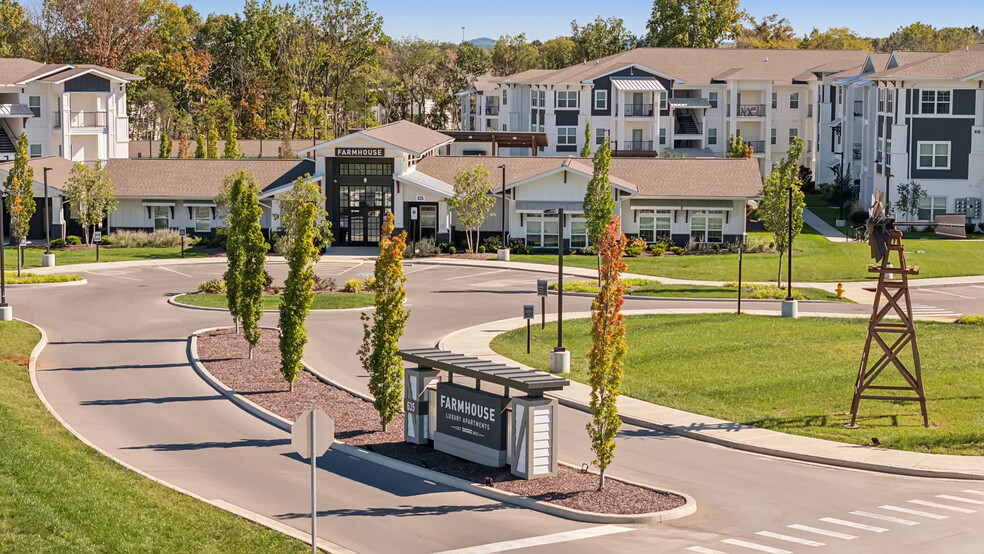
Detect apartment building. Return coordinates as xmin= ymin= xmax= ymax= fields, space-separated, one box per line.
xmin=459 ymin=48 xmax=871 ymax=175
xmin=0 ymin=58 xmax=140 ymax=163
xmin=820 ymin=46 xmax=984 ymax=223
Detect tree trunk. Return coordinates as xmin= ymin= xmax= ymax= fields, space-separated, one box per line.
xmin=596 ymin=254 xmax=601 ymax=286
xmin=777 ymin=251 xmax=784 ymax=287
xmin=381 ymin=419 xmax=387 ymax=433
xmin=598 ymin=469 xmax=605 ymax=491
xmin=17 ymin=244 xmax=22 ymax=277
xmin=248 ymin=344 xmax=253 ymax=360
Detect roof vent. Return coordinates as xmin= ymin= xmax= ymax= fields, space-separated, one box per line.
xmin=764 ymin=57 xmax=769 ymax=62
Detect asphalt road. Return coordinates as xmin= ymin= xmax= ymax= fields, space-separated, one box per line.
xmin=11 ymin=259 xmax=984 ymax=554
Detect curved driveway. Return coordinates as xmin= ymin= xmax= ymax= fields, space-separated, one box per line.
xmin=12 ymin=259 xmax=984 ymax=553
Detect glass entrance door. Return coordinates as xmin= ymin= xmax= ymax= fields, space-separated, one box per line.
xmin=339 ymin=184 xmax=393 ymax=245
xmin=419 ymin=205 xmax=437 ymax=239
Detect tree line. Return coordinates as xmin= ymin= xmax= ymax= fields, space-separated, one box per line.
xmin=0 ymin=0 xmax=979 ymax=144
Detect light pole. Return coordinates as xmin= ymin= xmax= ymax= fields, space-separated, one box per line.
xmin=545 ymin=207 xmax=569 ymax=373
xmin=497 ymin=164 xmax=509 ymax=260
xmin=1 ymin=189 xmax=10 ymax=321
xmin=42 ymin=167 xmax=55 ymax=267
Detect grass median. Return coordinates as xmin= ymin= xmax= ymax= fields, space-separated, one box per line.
xmin=4 ymin=273 xmax=83 ymax=285
xmin=3 ymin=246 xmax=210 ymax=270
xmin=0 ymin=320 xmax=308 ymax=552
xmin=491 ymin=313 xmax=984 ymax=455
xmin=551 ymin=278 xmax=846 ymax=301
xmin=174 ymin=292 xmax=375 ymax=310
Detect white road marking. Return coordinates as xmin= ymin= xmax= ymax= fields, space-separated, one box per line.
xmin=937 ymin=494 xmax=984 ymax=506
xmin=83 ymin=270 xmax=139 ymax=281
xmin=786 ymin=524 xmax=857 ymax=540
xmin=919 ymin=288 xmax=975 ymax=299
xmin=431 ymin=525 xmax=633 ymax=554
xmin=158 ymin=266 xmax=193 ymax=278
xmin=962 ymin=489 xmax=984 ymax=497
xmin=443 ymin=269 xmax=509 ymax=281
xmin=324 ymin=262 xmax=362 ymax=276
xmin=686 ymin=547 xmax=729 ymax=554
xmin=908 ymin=499 xmax=976 ymax=513
xmin=849 ymin=510 xmax=919 ymax=526
xmin=720 ymin=538 xmax=791 ymax=553
xmin=403 ymin=264 xmax=439 ymax=276
xmin=818 ymin=517 xmax=888 ymax=532
xmin=754 ymin=531 xmax=825 ymax=547
xmin=879 ymin=505 xmax=948 ymax=519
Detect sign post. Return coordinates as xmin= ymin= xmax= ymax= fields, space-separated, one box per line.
xmin=536 ymin=279 xmax=548 ymax=330
xmin=93 ymin=231 xmax=102 ymax=262
xmin=292 ymin=410 xmax=334 ymax=554
xmin=409 ymin=207 xmax=418 ymax=259
xmin=523 ymin=304 xmax=534 ymax=354
xmin=179 ymin=227 xmax=187 ymax=258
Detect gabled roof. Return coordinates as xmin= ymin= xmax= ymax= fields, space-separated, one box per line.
xmin=870 ymin=48 xmax=984 ymax=80
xmin=0 ymin=155 xmax=75 ymax=194
xmin=299 ymin=120 xmax=452 ymax=157
xmin=0 ymin=58 xmax=141 ymax=86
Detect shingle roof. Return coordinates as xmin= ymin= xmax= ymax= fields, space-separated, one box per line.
xmin=0 ymin=156 xmax=77 ymax=193
xmin=103 ymin=159 xmax=316 ymax=198
xmin=869 ymin=49 xmax=984 ymax=80
xmin=36 ymin=64 xmax=142 ymax=83
xmin=358 ymin=120 xmax=453 ymax=154
xmin=0 ymin=58 xmax=141 ymax=85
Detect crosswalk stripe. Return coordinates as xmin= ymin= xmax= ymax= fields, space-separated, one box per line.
xmin=721 ymin=538 xmax=792 ymax=553
xmin=937 ymin=494 xmax=984 ymax=506
xmin=431 ymin=525 xmax=633 ymax=554
xmin=754 ymin=531 xmax=825 ymax=547
xmin=908 ymin=499 xmax=976 ymax=514
xmin=818 ymin=517 xmax=888 ymax=532
xmin=961 ymin=489 xmax=984 ymax=497
xmin=879 ymin=505 xmax=948 ymax=519
xmin=686 ymin=547 xmax=729 ymax=554
xmin=850 ymin=510 xmax=919 ymax=526
xmin=786 ymin=524 xmax=857 ymax=540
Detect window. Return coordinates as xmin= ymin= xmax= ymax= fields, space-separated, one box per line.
xmin=557 ymin=126 xmax=577 ymax=145
xmin=28 ymin=96 xmax=40 ymax=118
xmin=29 ymin=144 xmax=41 ymax=158
xmin=658 ymin=127 xmax=666 ymax=145
xmin=708 ymin=128 xmax=717 ymax=145
xmin=194 ymin=207 xmax=211 ymax=233
xmin=707 ymin=91 xmax=718 ymax=109
xmin=886 ymin=89 xmax=894 ymax=113
xmin=596 ymin=128 xmax=607 ymax=145
xmin=557 ymin=90 xmax=578 ymax=109
xmin=570 ymin=218 xmax=588 ymax=248
xmin=920 ymin=90 xmax=950 ymax=114
xmin=691 ymin=211 xmax=723 ymax=243
xmin=659 ymin=91 xmax=667 ymax=110
xmin=771 ymin=92 xmax=777 ymax=109
xmin=339 ymin=162 xmax=393 ymax=176
xmin=153 ymin=206 xmax=170 ymax=230
xmin=502 ymin=89 xmax=508 ymax=106
xmin=788 ymin=128 xmax=798 ymax=144
xmin=789 ymin=92 xmax=799 ymax=109
xmin=501 ymin=123 xmax=507 ymax=131
xmin=638 ymin=211 xmax=671 ymax=242
xmin=531 ymin=90 xmax=546 ymax=108
xmin=594 ymin=90 xmax=608 ymax=110
xmin=771 ymin=128 xmax=777 ymax=145
xmin=918 ymin=196 xmax=947 ymax=221
xmin=526 ymin=214 xmax=559 ymax=248
xmin=878 ymin=88 xmax=885 ymax=112
xmin=917 ymin=141 xmax=950 ymax=169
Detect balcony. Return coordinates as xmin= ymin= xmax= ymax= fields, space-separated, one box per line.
xmin=745 ymin=140 xmax=765 ymax=154
xmin=69 ymin=111 xmax=107 ymax=128
xmin=612 ymin=140 xmax=656 ymax=156
xmin=853 ymin=144 xmax=862 ymax=160
xmin=621 ymin=104 xmax=654 ymax=117
xmin=484 ymin=105 xmax=499 ymax=116
xmin=737 ymin=104 xmax=766 ymax=117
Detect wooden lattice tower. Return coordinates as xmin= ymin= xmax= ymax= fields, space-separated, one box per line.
xmin=849 ymin=230 xmax=928 ymax=428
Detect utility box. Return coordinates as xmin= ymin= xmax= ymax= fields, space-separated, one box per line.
xmin=404 ymin=366 xmax=440 ymax=445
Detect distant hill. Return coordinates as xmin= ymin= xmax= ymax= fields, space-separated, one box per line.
xmin=468 ymin=37 xmax=495 ymax=49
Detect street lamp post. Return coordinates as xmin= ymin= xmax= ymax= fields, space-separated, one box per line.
xmin=545 ymin=207 xmax=569 ymax=373
xmin=1 ymin=189 xmax=10 ymax=321
xmin=781 ymin=186 xmax=798 ymax=318
xmin=496 ymin=164 xmax=510 ymax=261
xmin=41 ymin=167 xmax=56 ymax=267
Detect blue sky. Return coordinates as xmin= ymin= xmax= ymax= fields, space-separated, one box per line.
xmin=188 ymin=0 xmax=984 ymax=44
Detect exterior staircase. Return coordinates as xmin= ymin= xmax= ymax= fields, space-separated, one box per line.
xmin=676 ymin=113 xmax=699 ymax=135
xmin=0 ymin=127 xmax=14 ymax=155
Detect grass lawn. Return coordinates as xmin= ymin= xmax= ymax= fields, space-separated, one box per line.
xmin=3 ymin=246 xmax=210 ymax=270
xmin=512 ymin=226 xmax=984 ymax=282
xmin=491 ymin=313 xmax=984 ymax=455
xmin=552 ymin=279 xmax=845 ymax=301
xmin=804 ymin=193 xmax=855 ymax=236
xmin=0 ymin=320 xmax=308 ymax=551
xmin=175 ymin=292 xmax=375 ymax=310
xmin=5 ymin=273 xmax=83 ymax=284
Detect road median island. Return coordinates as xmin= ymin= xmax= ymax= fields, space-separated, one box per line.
xmin=171 ymin=292 xmax=375 ymax=311
xmin=193 ymin=327 xmax=696 ymax=523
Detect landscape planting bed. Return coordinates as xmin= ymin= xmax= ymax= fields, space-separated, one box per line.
xmin=197 ymin=328 xmax=686 ymax=516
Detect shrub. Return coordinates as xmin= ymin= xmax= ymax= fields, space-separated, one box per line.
xmin=669 ymin=246 xmax=685 ymax=255
xmin=313 ymin=275 xmax=335 ymax=292
xmin=103 ymin=229 xmax=182 ymax=248
xmin=438 ymin=241 xmax=451 ymax=253
xmin=508 ymin=237 xmax=525 ymax=253
xmin=956 ymin=315 xmax=984 ymax=325
xmin=627 ymin=236 xmax=647 ymax=250
xmin=448 ymin=246 xmax=457 ymax=255
xmin=624 ymin=246 xmax=644 ymax=257
xmin=850 ymin=210 xmax=868 ymax=225
xmin=343 ymin=278 xmax=362 ymax=293
xmin=362 ymin=275 xmax=376 ymax=292
xmin=577 ymin=245 xmax=598 ymax=256
xmin=481 ymin=236 xmax=502 ymax=252
xmin=649 ymin=244 xmax=665 ymax=256
xmin=198 ymin=279 xmax=226 ymax=294
xmin=412 ymin=238 xmax=440 ymax=257
xmin=50 ymin=238 xmax=66 ymax=249
xmin=478 ymin=245 xmax=486 ymax=253
xmin=66 ymin=235 xmax=81 ymax=245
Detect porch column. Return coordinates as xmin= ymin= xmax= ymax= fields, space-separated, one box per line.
xmin=60 ymin=93 xmax=71 ymax=160
xmin=729 ymin=85 xmax=738 ymax=142
xmin=765 ymin=81 xmax=773 ymax=161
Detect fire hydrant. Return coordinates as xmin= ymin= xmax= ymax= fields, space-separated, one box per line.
xmin=836 ymin=283 xmax=845 ymax=299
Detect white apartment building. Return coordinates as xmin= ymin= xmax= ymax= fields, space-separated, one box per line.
xmin=0 ymin=58 xmax=141 ymax=163
xmin=460 ymin=48 xmax=872 ymax=175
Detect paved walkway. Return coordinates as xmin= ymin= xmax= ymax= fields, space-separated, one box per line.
xmin=439 ymin=310 xmax=984 ymax=480
xmin=803 ymin=208 xmax=849 ymax=242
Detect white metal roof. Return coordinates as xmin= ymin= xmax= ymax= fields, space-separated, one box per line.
xmin=610 ymin=78 xmax=665 ymax=92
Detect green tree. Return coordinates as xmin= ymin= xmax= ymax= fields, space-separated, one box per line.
xmin=223 ymin=115 xmax=241 ymax=158
xmin=358 ymin=211 xmax=409 ymax=431
xmin=274 ymin=174 xmax=333 ymax=255
xmin=726 ymin=134 xmax=752 ymax=157
xmin=586 ymin=216 xmax=627 ymax=491
xmin=194 ymin=131 xmax=206 ymax=158
xmin=207 ymin=126 xmax=220 ymax=158
xmin=0 ymin=0 xmax=33 ymax=57
xmin=539 ymin=37 xmax=577 ymax=69
xmin=827 ymin=166 xmax=858 ymax=219
xmin=491 ymin=34 xmax=540 ymax=76
xmin=278 ymin=201 xmax=317 ymax=389
xmin=798 ymin=27 xmax=872 ymax=50
xmin=389 ymin=38 xmax=442 ymax=126
xmin=583 ymin=137 xmax=615 ymax=284
xmin=65 ymin=161 xmax=118 ymax=246
xmin=758 ymin=137 xmax=806 ymax=286
xmin=456 ymin=41 xmax=493 ymax=76
xmin=895 ymin=180 xmax=927 ymax=221
xmin=228 ymin=170 xmax=267 ymax=358
xmin=218 ymin=171 xmax=245 ymax=332
xmin=448 ymin=164 xmax=496 ymax=253
xmin=736 ymin=14 xmax=799 ymax=49
xmin=644 ymin=0 xmax=744 ymax=48
xmin=570 ymin=16 xmax=635 ymax=62
xmin=581 ymin=121 xmax=592 ymax=157
xmin=4 ymin=133 xmax=34 ymax=276
xmin=159 ymin=131 xmax=173 ymax=158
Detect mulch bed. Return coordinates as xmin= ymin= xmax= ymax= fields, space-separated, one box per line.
xmin=197 ymin=328 xmax=686 ymax=515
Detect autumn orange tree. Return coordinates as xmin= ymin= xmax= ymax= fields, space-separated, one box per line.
xmin=585 ymin=216 xmax=627 ymax=491
xmin=358 ymin=212 xmax=409 ymax=431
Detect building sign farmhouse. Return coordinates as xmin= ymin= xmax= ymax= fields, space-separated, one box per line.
xmin=335 ymin=147 xmax=385 ymax=157
xmin=436 ymin=382 xmax=508 ymax=451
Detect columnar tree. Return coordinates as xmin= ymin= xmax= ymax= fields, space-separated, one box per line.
xmin=206 ymin=126 xmax=220 ymax=158
xmin=223 ymin=115 xmax=241 ymax=158
xmin=219 ymin=171 xmax=246 ymax=332
xmin=65 ymin=161 xmax=117 ymax=245
xmin=274 ymin=175 xmax=333 ymax=255
xmin=448 ymin=163 xmax=495 ymax=253
xmin=358 ymin=212 xmax=409 ymax=432
xmin=177 ymin=132 xmax=191 ymax=158
xmin=580 ymin=121 xmax=592 ymax=157
xmin=4 ymin=133 xmax=35 ymax=276
xmin=583 ymin=136 xmax=615 ymax=282
xmin=278 ymin=202 xmax=317 ymax=389
xmin=727 ymin=134 xmax=752 ymax=157
xmin=194 ymin=132 xmax=206 ymax=158
xmin=237 ymin=172 xmax=267 ymax=358
xmin=759 ymin=137 xmax=806 ymax=286
xmin=586 ymin=216 xmax=627 ymax=491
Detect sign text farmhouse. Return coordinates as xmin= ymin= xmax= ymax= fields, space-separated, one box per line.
xmin=335 ymin=147 xmax=385 ymax=157
xmin=436 ymin=382 xmax=507 ymax=452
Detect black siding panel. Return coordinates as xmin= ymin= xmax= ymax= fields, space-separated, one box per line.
xmin=557 ymin=145 xmax=577 ymax=153
xmin=909 ymin=117 xmax=973 ymax=180
xmin=905 ymin=89 xmax=911 ymax=114
xmin=590 ymin=66 xmax=669 ymax=117
xmin=64 ymin=74 xmax=111 ymax=92
xmin=555 ymin=110 xmax=579 ymax=126
xmin=953 ymin=90 xmax=976 ymax=116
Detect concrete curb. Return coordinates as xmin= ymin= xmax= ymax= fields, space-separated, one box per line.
xmin=167 ymin=294 xmax=375 ymax=314
xmin=18 ymin=318 xmax=352 ymax=554
xmin=547 ymin=288 xmax=854 ymax=305
xmin=447 ymin=312 xmax=984 ymax=481
xmin=6 ymin=278 xmax=87 ymax=289
xmin=188 ymin=326 xmax=697 ymax=524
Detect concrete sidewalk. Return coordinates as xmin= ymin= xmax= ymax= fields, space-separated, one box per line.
xmin=803 ymin=208 xmax=849 ymax=242
xmin=439 ymin=310 xmax=984 ymax=480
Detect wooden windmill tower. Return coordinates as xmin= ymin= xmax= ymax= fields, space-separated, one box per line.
xmin=848 ymin=191 xmax=928 ymax=428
